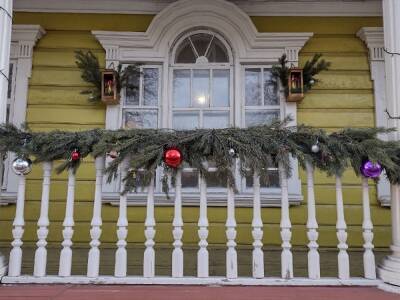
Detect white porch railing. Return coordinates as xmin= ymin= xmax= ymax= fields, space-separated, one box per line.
xmin=2 ymin=156 xmax=382 ymax=285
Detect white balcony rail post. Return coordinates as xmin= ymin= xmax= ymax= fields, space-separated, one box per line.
xmin=8 ymin=173 xmax=26 ymax=277
xmin=305 ymin=162 xmax=320 ymax=279
xmin=87 ymin=156 xmax=105 ymax=278
xmin=226 ymin=173 xmax=238 ymax=279
xmin=361 ymin=177 xmax=376 ymax=279
xmin=252 ymin=170 xmax=264 ymax=278
xmin=279 ymin=164 xmax=293 ymax=279
xmin=143 ymin=175 xmax=156 ymax=278
xmin=59 ymin=169 xmax=76 ymax=277
xmin=33 ymin=162 xmax=52 ymax=277
xmin=197 ymin=174 xmax=209 ymax=278
xmin=335 ymin=175 xmax=350 ymax=279
xmin=115 ymin=157 xmax=129 ymax=277
xmin=172 ymin=169 xmax=184 ymax=277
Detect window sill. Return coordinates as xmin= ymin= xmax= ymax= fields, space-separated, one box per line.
xmin=102 ymin=192 xmax=303 ymax=207
xmin=0 ymin=191 xmax=17 ymax=205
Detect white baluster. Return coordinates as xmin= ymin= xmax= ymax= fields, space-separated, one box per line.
xmin=226 ymin=177 xmax=238 ymax=279
xmin=197 ymin=174 xmax=209 ymax=278
xmin=59 ymin=169 xmax=76 ymax=277
xmin=306 ymin=162 xmax=320 ymax=279
xmin=8 ymin=174 xmax=26 ymax=277
xmin=279 ymin=164 xmax=293 ymax=279
xmin=33 ymin=162 xmax=52 ymax=277
xmin=172 ymin=169 xmax=184 ymax=277
xmin=143 ymin=175 xmax=156 ymax=278
xmin=335 ymin=175 xmax=350 ymax=279
xmin=252 ymin=170 xmax=264 ymax=278
xmin=361 ymin=177 xmax=376 ymax=279
xmin=115 ymin=158 xmax=129 ymax=277
xmin=87 ymin=156 xmax=105 ymax=278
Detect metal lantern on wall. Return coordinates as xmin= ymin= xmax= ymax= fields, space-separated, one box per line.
xmin=287 ymin=67 xmax=304 ymax=102
xmin=101 ymin=69 xmax=120 ymax=105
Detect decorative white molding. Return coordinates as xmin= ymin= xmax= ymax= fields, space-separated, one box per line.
xmin=13 ymin=0 xmax=383 ymax=16
xmin=0 ymin=24 xmax=45 ymax=205
xmin=357 ymin=27 xmax=391 ymax=207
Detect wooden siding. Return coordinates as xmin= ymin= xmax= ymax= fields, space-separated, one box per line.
xmin=0 ymin=13 xmax=390 ymax=250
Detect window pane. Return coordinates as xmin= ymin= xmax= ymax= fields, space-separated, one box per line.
xmin=264 ymin=70 xmax=279 ymax=105
xmin=193 ymin=69 xmax=210 ymax=108
xmin=7 ymin=64 xmax=13 ymax=99
xmin=173 ymin=69 xmax=191 ymax=108
xmin=245 ymin=69 xmax=262 ymax=106
xmin=124 ymin=110 xmax=157 ymax=129
xmin=245 ymin=110 xmax=280 ymax=127
xmin=203 ymin=111 xmax=229 ymax=129
xmin=182 ymin=170 xmax=198 ymax=188
xmin=246 ymin=169 xmax=280 ymax=188
xmin=125 ymin=69 xmax=140 ymax=105
xmin=173 ymin=112 xmax=199 ymax=130
xmin=212 ymin=69 xmax=229 ymax=107
xmin=143 ymin=68 xmax=159 ymax=106
xmin=205 ymin=172 xmax=226 ymax=188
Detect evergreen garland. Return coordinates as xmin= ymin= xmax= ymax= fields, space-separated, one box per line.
xmin=75 ymin=50 xmax=141 ymax=102
xmin=271 ymin=53 xmax=331 ymax=97
xmin=1 ymin=122 xmax=400 ymax=194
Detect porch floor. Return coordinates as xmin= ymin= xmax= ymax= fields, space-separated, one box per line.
xmin=0 ymin=284 xmax=398 ymax=300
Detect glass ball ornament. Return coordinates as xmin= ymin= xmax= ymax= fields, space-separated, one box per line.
xmin=71 ymin=149 xmax=81 ymax=161
xmin=360 ymin=160 xmax=382 ymax=179
xmin=107 ymin=150 xmax=119 ymax=159
xmin=311 ymin=143 xmax=320 ymax=153
xmin=12 ymin=157 xmax=32 ymax=175
xmin=228 ymin=148 xmax=236 ymax=157
xmin=309 ymin=79 xmax=315 ymax=85
xmin=163 ymin=148 xmax=182 ymax=168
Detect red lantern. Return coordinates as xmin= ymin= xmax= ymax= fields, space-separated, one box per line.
xmin=164 ymin=148 xmax=182 ymax=168
xmin=71 ymin=149 xmax=81 ymax=161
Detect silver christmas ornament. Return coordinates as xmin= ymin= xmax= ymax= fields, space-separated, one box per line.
xmin=228 ymin=148 xmax=236 ymax=157
xmin=309 ymin=79 xmax=315 ymax=85
xmin=12 ymin=157 xmax=32 ymax=175
xmin=311 ymin=143 xmax=320 ymax=153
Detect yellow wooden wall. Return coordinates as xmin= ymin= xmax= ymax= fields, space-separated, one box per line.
xmin=0 ymin=13 xmax=391 ymax=249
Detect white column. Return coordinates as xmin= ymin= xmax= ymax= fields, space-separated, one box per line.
xmin=8 ymin=174 xmax=26 ymax=277
xmin=87 ymin=156 xmax=105 ymax=278
xmin=114 ymin=158 xmax=129 ymax=277
xmin=378 ymin=0 xmax=400 ymax=286
xmin=197 ymin=174 xmax=209 ymax=278
xmin=143 ymin=175 xmax=156 ymax=278
xmin=306 ymin=162 xmax=320 ymax=279
xmin=252 ymin=171 xmax=264 ymax=278
xmin=335 ymin=175 xmax=350 ymax=280
xmin=33 ymin=162 xmax=52 ymax=277
xmin=226 ymin=175 xmax=238 ymax=279
xmin=361 ymin=177 xmax=376 ymax=279
xmin=172 ymin=169 xmax=184 ymax=277
xmin=0 ymin=0 xmax=13 ymax=277
xmin=279 ymin=164 xmax=293 ymax=279
xmin=59 ymin=169 xmax=76 ymax=277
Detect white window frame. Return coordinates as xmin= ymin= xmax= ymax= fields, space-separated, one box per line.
xmin=0 ymin=25 xmax=45 ymax=204
xmin=94 ymin=0 xmax=312 ymax=206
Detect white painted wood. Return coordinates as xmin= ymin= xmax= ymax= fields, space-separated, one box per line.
xmin=143 ymin=175 xmax=156 ymax=278
xmin=59 ymin=169 xmax=76 ymax=277
xmin=13 ymin=0 xmax=383 ymax=17
xmin=305 ymin=162 xmax=320 ymax=279
xmin=1 ymin=275 xmax=383 ymax=286
xmin=335 ymin=175 xmax=350 ymax=280
xmin=33 ymin=162 xmax=52 ymax=277
xmin=226 ymin=177 xmax=238 ymax=279
xmin=251 ymin=171 xmax=264 ymax=278
xmin=279 ymin=164 xmax=293 ymax=279
xmin=197 ymin=174 xmax=209 ymax=278
xmin=114 ymin=158 xmax=129 ymax=277
xmin=8 ymin=173 xmax=26 ymax=277
xmin=87 ymin=156 xmax=105 ymax=278
xmin=172 ymin=169 xmax=184 ymax=278
xmin=361 ymin=177 xmax=376 ymax=279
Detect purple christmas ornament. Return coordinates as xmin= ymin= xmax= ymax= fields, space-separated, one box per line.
xmin=360 ymin=160 xmax=382 ymax=178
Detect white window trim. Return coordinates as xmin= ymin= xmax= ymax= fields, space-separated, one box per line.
xmin=0 ymin=25 xmax=45 ymax=205
xmin=357 ymin=27 xmax=391 ymax=207
xmin=94 ymin=0 xmax=312 ymax=207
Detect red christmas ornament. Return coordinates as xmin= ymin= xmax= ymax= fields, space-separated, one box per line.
xmin=164 ymin=148 xmax=182 ymax=168
xmin=71 ymin=149 xmax=81 ymax=161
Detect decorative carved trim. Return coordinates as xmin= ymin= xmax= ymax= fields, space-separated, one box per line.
xmin=357 ymin=27 xmax=385 ymax=61
xmin=10 ymin=25 xmax=45 ymax=59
